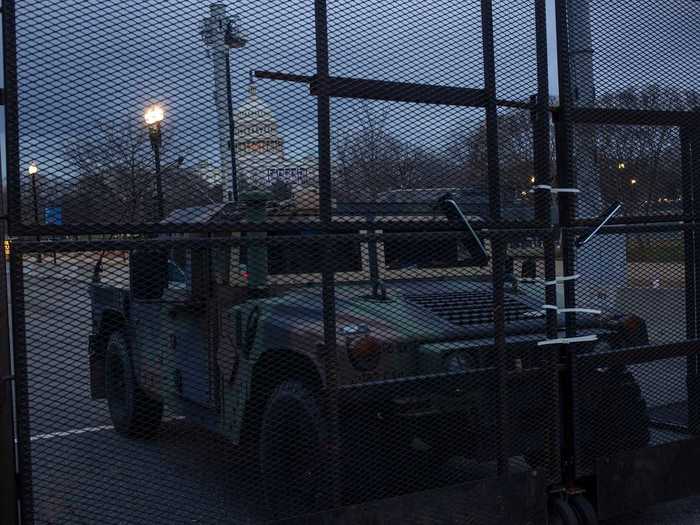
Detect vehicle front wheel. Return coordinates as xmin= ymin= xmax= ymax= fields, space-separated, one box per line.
xmin=259 ymin=380 xmax=327 ymax=519
xmin=105 ymin=330 xmax=163 ymax=438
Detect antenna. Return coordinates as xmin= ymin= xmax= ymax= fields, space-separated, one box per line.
xmin=438 ymin=195 xmax=489 ymax=266
xmin=576 ymin=201 xmax=622 ymax=248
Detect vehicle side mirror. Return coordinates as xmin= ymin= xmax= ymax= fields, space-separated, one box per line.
xmin=130 ymin=248 xmax=168 ymax=300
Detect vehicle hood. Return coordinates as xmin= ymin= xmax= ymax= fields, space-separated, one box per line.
xmin=257 ymin=278 xmax=615 ymax=344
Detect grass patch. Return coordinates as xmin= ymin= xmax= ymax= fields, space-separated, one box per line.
xmin=627 ymin=239 xmax=684 ymax=263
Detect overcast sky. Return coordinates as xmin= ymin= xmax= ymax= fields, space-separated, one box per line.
xmin=3 ymin=0 xmax=699 ymax=188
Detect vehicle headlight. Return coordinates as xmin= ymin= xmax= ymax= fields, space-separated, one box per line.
xmin=344 ymin=325 xmax=382 ymax=371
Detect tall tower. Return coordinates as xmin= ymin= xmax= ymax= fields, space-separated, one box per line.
xmin=567 ymin=0 xmax=626 ymax=307
xmin=202 ymin=4 xmax=246 ymax=202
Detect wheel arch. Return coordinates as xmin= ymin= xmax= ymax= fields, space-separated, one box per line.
xmin=240 ymin=348 xmax=324 ymax=447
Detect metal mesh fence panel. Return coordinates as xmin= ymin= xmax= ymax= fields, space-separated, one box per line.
xmin=11 ymin=230 xmax=557 ymax=524
xmin=7 ymin=0 xmax=552 ymax=233
xmin=571 ymin=230 xmax=694 ymax=476
xmin=19 ymin=0 xmax=700 ymax=522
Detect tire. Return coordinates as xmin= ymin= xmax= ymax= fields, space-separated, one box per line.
xmin=105 ymin=330 xmax=163 ymax=438
xmin=525 ymin=368 xmax=649 ymax=472
xmin=259 ymin=380 xmax=327 ymax=518
xmin=569 ymin=495 xmax=598 ymax=525
xmin=549 ymin=498 xmax=579 ymax=525
xmin=584 ymin=368 xmax=650 ymax=461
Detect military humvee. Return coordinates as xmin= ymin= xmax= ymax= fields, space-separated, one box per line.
xmin=88 ymin=190 xmax=650 ymax=516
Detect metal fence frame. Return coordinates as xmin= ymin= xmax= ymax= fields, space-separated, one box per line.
xmin=1 ymin=0 xmax=700 ymax=523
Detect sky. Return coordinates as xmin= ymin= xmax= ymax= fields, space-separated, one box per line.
xmin=2 ymin=0 xmax=699 ymax=193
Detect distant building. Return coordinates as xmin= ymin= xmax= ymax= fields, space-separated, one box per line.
xmin=233 ymin=76 xmax=318 ymax=191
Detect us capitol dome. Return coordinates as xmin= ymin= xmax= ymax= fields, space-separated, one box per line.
xmin=233 ymin=74 xmax=316 ymax=191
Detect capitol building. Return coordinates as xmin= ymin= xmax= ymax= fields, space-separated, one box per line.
xmin=232 ymin=76 xmax=317 ymax=192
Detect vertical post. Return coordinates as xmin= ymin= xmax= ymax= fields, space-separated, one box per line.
xmin=0 ymin=225 xmax=18 ymax=522
xmin=532 ymin=0 xmax=560 ymax=483
xmin=567 ymin=0 xmax=626 ymax=306
xmin=242 ymin=191 xmax=270 ymax=295
xmin=202 ymin=4 xmax=245 ymax=202
xmin=9 ymin=249 xmax=31 ymax=522
xmin=554 ymin=0 xmax=579 ymax=483
xmin=0 ymin=14 xmax=26 ymax=512
xmin=3 ymin=0 xmax=22 ymax=233
xmin=225 ymin=54 xmax=239 ymax=202
xmin=480 ymin=0 xmax=509 ymax=476
xmin=684 ymin=124 xmax=700 ymax=433
xmin=29 ymin=172 xmax=42 ymax=263
xmin=314 ymin=0 xmax=341 ymax=508
xmin=150 ymin=124 xmax=164 ymax=221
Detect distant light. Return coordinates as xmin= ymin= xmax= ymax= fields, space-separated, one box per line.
xmin=630 ymin=178 xmax=637 ymax=185
xmin=28 ymin=161 xmax=38 ymax=176
xmin=144 ymin=104 xmax=165 ymax=125
xmin=3 ymin=240 xmax=10 ymax=258
xmin=617 ymin=162 xmax=626 ymax=170
xmin=529 ymin=176 xmax=535 ymax=184
xmin=520 ymin=190 xmax=528 ymax=196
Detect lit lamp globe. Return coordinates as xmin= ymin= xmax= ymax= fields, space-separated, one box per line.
xmin=144 ymin=104 xmax=165 ymax=126
xmin=28 ymin=161 xmax=38 ymax=176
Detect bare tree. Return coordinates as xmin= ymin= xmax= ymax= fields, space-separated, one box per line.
xmin=595 ymin=85 xmax=695 ymax=215
xmin=63 ymin=120 xmax=221 ymax=224
xmin=332 ymin=105 xmax=454 ymax=201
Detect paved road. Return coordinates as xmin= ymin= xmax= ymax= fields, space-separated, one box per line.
xmin=13 ymin=258 xmax=700 ymax=524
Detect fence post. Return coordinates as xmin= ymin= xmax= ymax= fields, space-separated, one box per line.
xmin=0 ymin=215 xmax=18 ymax=523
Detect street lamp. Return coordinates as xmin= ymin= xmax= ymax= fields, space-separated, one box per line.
xmin=144 ymin=103 xmax=165 ymax=220
xmin=27 ymin=161 xmax=42 ymax=262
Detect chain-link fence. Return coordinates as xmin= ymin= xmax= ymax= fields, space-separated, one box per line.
xmin=1 ymin=0 xmax=699 ymax=524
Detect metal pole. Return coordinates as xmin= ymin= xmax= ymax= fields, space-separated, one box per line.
xmin=0 ymin=201 xmax=19 ymax=524
xmin=314 ymin=0 xmax=341 ymax=508
xmin=9 ymin=249 xmax=31 ymax=522
xmin=3 ymin=0 xmax=22 ymax=233
xmin=554 ymin=0 xmax=581 ymax=485
xmin=480 ymin=0 xmax=509 ymax=476
xmin=202 ymin=4 xmax=244 ymax=203
xmin=150 ymin=124 xmax=164 ymax=221
xmin=532 ymin=0 xmax=560 ymax=484
xmin=567 ymin=0 xmax=626 ymax=306
xmin=225 ymin=53 xmax=239 ymax=202
xmin=30 ymin=173 xmax=41 ymax=263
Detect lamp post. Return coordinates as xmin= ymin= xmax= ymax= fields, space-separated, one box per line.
xmin=144 ymin=103 xmax=165 ymax=220
xmin=28 ymin=161 xmax=42 ymax=262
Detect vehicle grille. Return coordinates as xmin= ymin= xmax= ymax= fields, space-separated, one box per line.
xmin=405 ymin=291 xmax=541 ymax=326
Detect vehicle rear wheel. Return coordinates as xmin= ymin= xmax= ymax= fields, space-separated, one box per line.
xmin=105 ymin=331 xmax=163 ymax=438
xmin=548 ymin=497 xmax=579 ymax=525
xmin=569 ymin=494 xmax=598 ymax=525
xmin=259 ymin=380 xmax=327 ymax=519
xmin=585 ymin=367 xmax=650 ymax=460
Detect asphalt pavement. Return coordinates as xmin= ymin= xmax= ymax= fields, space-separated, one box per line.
xmin=12 ymin=256 xmax=700 ymax=524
